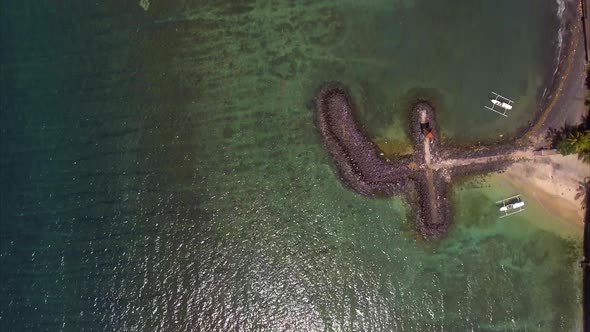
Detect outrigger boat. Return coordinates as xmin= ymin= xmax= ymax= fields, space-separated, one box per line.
xmin=496 ymin=195 xmax=525 ymax=218
xmin=485 ymin=91 xmax=514 ymax=117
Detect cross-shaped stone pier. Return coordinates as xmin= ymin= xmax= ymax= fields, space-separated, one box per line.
xmin=315 ymin=86 xmax=534 ymax=238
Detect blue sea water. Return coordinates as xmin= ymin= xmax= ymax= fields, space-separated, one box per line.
xmin=0 ymin=1 xmax=582 ymax=331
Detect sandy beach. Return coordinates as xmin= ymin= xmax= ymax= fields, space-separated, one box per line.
xmin=504 ymin=0 xmax=589 ymax=231
xmin=500 ymin=154 xmax=589 ymax=228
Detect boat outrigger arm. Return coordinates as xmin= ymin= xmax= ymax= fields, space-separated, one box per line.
xmin=496 ymin=194 xmax=525 ymax=218
xmin=485 ymin=91 xmax=514 ymax=117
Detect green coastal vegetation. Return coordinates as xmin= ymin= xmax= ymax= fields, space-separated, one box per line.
xmin=555 ymin=128 xmax=590 ymax=163
xmin=553 ymin=66 xmax=590 ymax=163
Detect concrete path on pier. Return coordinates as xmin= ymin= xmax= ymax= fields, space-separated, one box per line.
xmin=431 ymin=150 xmax=535 ymax=170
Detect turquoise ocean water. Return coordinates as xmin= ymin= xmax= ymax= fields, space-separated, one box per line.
xmin=1 ymin=1 xmax=582 ymax=331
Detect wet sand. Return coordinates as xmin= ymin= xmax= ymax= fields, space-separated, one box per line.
xmin=507 ymin=0 xmax=588 ymax=226
xmin=528 ymin=0 xmax=586 ymax=143
xmin=501 ymin=154 xmax=589 ymax=227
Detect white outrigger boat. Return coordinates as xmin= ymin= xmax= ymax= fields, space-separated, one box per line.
xmin=496 ymin=195 xmax=525 ymax=218
xmin=485 ymin=92 xmax=514 ymax=117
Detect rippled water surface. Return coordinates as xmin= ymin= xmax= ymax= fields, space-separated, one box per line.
xmin=0 ymin=1 xmax=582 ymax=331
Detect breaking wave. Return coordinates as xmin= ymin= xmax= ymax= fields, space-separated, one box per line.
xmin=554 ymin=0 xmax=566 ymax=73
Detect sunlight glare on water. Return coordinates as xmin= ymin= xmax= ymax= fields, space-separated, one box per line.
xmin=0 ymin=0 xmax=581 ymax=331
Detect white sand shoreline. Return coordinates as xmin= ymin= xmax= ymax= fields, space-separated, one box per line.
xmin=498 ymin=154 xmax=588 ymax=229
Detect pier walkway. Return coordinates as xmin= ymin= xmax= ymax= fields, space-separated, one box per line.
xmin=431 ymin=150 xmax=534 ymax=170
xmin=416 ymin=106 xmax=535 ymax=231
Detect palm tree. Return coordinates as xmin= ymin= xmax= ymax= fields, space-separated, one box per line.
xmin=557 ymin=136 xmax=575 ymax=155
xmin=556 ymin=130 xmax=590 ymax=163
xmin=566 ymin=131 xmax=590 ymax=152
